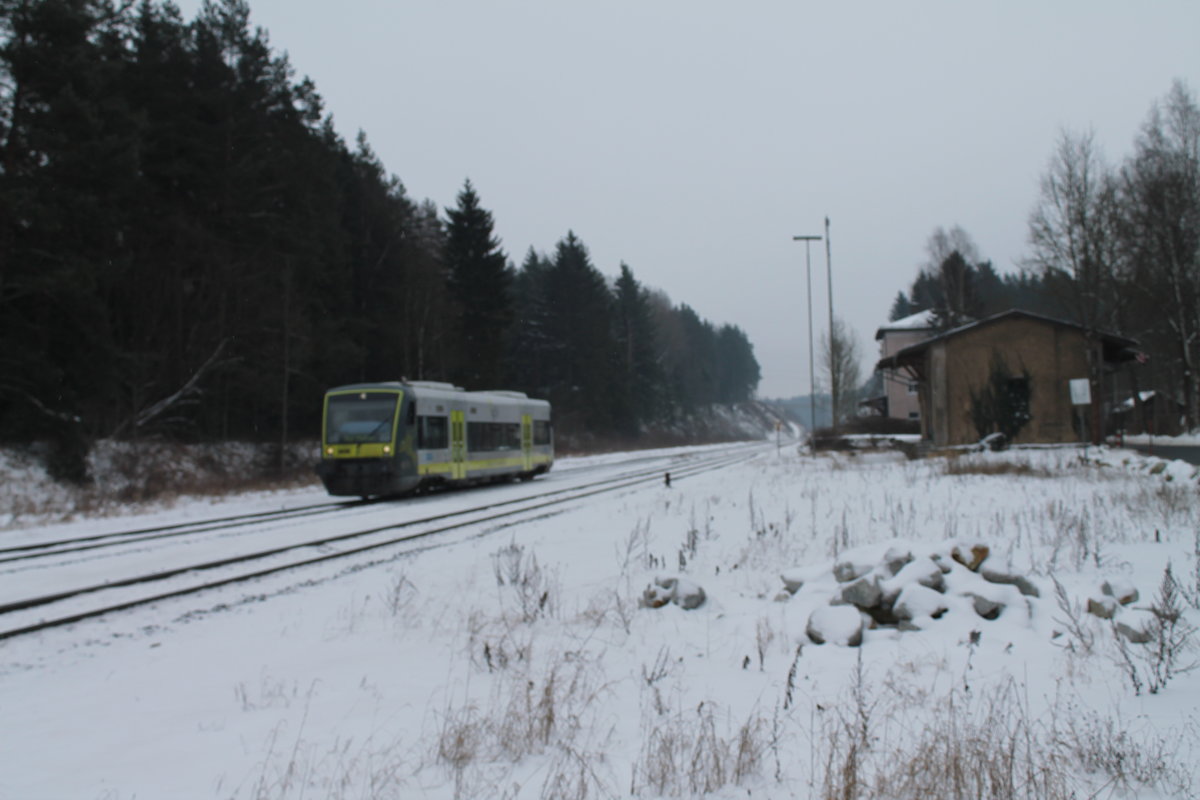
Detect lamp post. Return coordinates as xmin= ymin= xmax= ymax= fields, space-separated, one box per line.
xmin=825 ymin=216 xmax=836 ymax=434
xmin=792 ymin=233 xmax=822 ymax=436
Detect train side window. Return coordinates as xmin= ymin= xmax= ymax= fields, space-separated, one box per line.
xmin=407 ymin=401 xmax=416 ymax=425
xmin=418 ymin=415 xmax=448 ymax=449
xmin=466 ymin=422 xmax=522 ymax=451
xmin=533 ymin=420 xmax=552 ymax=445
xmin=468 ymin=422 xmax=495 ymax=451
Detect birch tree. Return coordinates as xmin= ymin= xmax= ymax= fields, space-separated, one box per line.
xmin=822 ymin=316 xmax=861 ymax=429
xmin=1027 ymin=129 xmax=1124 ymax=441
xmin=1120 ymin=80 xmax=1200 ymax=427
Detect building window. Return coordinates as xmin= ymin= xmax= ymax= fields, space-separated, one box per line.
xmin=908 ymin=411 xmax=920 ymax=420
xmin=907 ymin=381 xmax=918 ymax=395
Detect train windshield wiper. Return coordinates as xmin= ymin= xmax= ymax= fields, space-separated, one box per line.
xmin=364 ymin=417 xmax=391 ymax=443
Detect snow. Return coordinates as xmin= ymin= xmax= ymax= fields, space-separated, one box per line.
xmin=1117 ymin=390 xmax=1161 ymax=410
xmin=877 ymin=308 xmax=936 ymax=331
xmin=1 ymin=442 xmax=1198 ymax=798
xmin=1121 ymin=431 xmax=1200 ymax=446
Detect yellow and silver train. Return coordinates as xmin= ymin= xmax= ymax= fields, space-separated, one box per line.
xmin=316 ymin=381 xmax=553 ymax=497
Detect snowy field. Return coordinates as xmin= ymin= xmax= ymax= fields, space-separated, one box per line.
xmin=1 ymin=443 xmax=1198 ymax=799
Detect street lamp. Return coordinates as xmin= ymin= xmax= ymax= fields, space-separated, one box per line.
xmin=792 ymin=233 xmax=822 ymax=436
xmin=825 ymin=216 xmax=836 ymax=434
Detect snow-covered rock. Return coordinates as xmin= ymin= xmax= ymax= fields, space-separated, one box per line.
xmin=981 ymin=568 xmax=1040 ymax=598
xmin=806 ymin=605 xmax=864 ymax=647
xmin=1086 ymin=595 xmax=1119 ymax=620
xmin=839 ymin=575 xmax=883 ymax=609
xmin=641 ymin=575 xmax=707 ymax=610
xmin=882 ymin=546 xmax=914 ymax=576
xmin=968 ymin=593 xmax=1004 ymax=620
xmin=1086 ymin=576 xmax=1141 ymax=620
xmin=1101 ymin=577 xmax=1139 ymax=606
xmin=780 ymin=568 xmax=806 ymax=594
xmin=950 ymin=542 xmax=990 ymax=571
xmin=882 ymin=556 xmax=945 ymax=599
xmin=1114 ymin=608 xmax=1156 ymax=644
xmin=833 ymin=557 xmax=874 ymax=583
xmin=893 ymin=584 xmax=949 ymax=625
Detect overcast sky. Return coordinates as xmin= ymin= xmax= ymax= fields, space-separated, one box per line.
xmin=175 ymin=0 xmax=1199 ymax=398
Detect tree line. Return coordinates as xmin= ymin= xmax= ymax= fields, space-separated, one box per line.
xmin=883 ymin=80 xmax=1199 ymax=432
xmin=0 ymin=0 xmax=760 ymax=480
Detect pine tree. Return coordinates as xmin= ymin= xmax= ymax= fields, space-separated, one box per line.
xmin=715 ymin=324 xmax=761 ymax=403
xmin=540 ymin=232 xmax=618 ymax=434
xmin=509 ymin=248 xmax=554 ymax=395
xmin=0 ymin=0 xmax=135 ymax=475
xmin=612 ymin=263 xmax=664 ymax=431
xmin=888 ymin=291 xmax=915 ymax=321
xmin=929 ymin=250 xmax=982 ymax=331
xmin=444 ymin=180 xmax=512 ymax=389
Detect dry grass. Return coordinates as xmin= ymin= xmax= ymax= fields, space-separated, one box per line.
xmin=941 ymin=457 xmax=1053 ymax=478
xmin=632 ymin=703 xmax=769 ymax=797
xmin=1 ymin=440 xmax=320 ymax=525
xmin=1060 ymin=708 xmax=1197 ymax=796
xmin=491 ymin=542 xmax=560 ymax=623
xmin=434 ymin=654 xmax=604 ymax=798
xmin=813 ymin=675 xmax=1196 ymax=800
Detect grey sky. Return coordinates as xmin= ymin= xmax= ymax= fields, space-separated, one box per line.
xmin=176 ymin=0 xmax=1199 ymax=398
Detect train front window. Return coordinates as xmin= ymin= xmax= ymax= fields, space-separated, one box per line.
xmin=325 ymin=393 xmax=400 ymax=444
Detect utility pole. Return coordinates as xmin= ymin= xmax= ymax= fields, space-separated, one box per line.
xmin=824 ymin=216 xmax=836 ymax=434
xmin=792 ymin=233 xmax=822 ymax=437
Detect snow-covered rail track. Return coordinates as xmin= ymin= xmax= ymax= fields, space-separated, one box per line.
xmin=0 ymin=443 xmax=766 ymax=640
xmin=0 ymin=499 xmax=361 ymax=564
xmin=0 ymin=446 xmax=730 ymax=565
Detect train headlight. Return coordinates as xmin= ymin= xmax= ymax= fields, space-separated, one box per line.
xmin=325 ymin=446 xmax=334 ymax=456
xmin=383 ymin=445 xmax=392 ymax=454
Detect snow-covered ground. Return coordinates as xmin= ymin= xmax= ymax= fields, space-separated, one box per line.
xmin=1121 ymin=432 xmax=1200 ymax=446
xmin=1 ymin=443 xmax=1198 ymax=799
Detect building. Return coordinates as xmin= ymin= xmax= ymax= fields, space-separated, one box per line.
xmin=868 ymin=309 xmax=936 ymax=421
xmin=874 ymin=310 xmax=1140 ymax=446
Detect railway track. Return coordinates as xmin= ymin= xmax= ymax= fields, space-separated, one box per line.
xmin=0 ymin=443 xmax=766 ymax=641
xmin=0 ymin=444 xmax=745 ymax=565
xmin=0 ymin=498 xmax=362 ymax=563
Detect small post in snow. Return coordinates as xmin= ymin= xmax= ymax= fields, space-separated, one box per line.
xmin=664 ymin=472 xmax=671 ymax=488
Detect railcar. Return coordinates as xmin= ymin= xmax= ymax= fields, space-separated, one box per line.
xmin=315 ymin=381 xmax=553 ymax=497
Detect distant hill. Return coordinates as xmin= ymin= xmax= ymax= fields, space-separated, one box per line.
xmin=763 ymin=395 xmax=833 ymax=432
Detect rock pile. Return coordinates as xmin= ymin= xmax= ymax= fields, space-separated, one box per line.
xmin=781 ymin=540 xmax=1041 ymax=647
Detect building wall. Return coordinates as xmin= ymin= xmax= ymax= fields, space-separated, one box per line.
xmin=928 ymin=318 xmax=1093 ymax=445
xmin=879 ymin=328 xmax=932 ymax=420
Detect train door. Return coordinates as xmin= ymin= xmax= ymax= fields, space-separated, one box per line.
xmin=450 ymin=410 xmax=467 ymax=480
xmin=521 ymin=414 xmax=533 ymax=471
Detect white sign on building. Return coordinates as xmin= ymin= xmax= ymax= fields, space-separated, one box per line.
xmin=1069 ymin=378 xmax=1091 ymax=406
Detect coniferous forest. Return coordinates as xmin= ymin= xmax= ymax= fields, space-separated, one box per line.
xmin=0 ymin=0 xmax=761 ymax=479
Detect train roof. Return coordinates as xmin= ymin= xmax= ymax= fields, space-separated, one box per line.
xmin=325 ymin=381 xmax=549 ymax=409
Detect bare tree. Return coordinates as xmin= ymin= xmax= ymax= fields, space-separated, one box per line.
xmin=924 ymin=225 xmax=981 ymax=273
xmin=1027 ymin=129 xmax=1124 ymax=442
xmin=822 ymin=317 xmax=862 ymax=429
xmin=1119 ymin=80 xmax=1200 ymax=428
